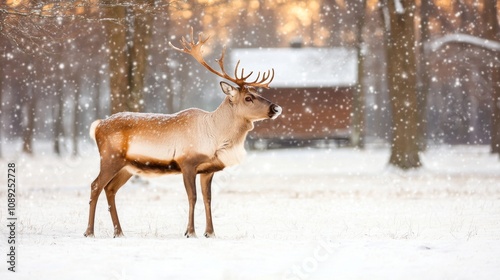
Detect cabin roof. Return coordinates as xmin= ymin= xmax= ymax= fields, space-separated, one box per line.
xmin=230 ymin=47 xmax=358 ymax=88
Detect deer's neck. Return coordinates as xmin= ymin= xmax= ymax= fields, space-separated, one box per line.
xmin=206 ymin=98 xmax=251 ymax=167
xmin=209 ymin=98 xmax=252 ymax=146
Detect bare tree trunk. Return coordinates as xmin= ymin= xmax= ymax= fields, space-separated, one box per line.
xmin=22 ymin=58 xmax=39 ymax=155
xmin=53 ymin=50 xmax=65 ymax=155
xmin=103 ymin=4 xmax=129 ymax=114
xmin=97 ymin=68 xmax=108 ymax=119
xmin=103 ymin=1 xmax=153 ymax=114
xmin=385 ymin=0 xmax=422 ymax=169
xmin=351 ymin=0 xmax=367 ymax=148
xmin=22 ymin=85 xmax=36 ymax=155
xmin=127 ymin=0 xmax=153 ymax=112
xmin=0 ymin=58 xmax=3 ymax=158
xmin=485 ymin=0 xmax=500 ymax=155
xmin=492 ymin=67 xmax=500 ymax=155
xmin=166 ymin=66 xmax=176 ymax=113
xmin=416 ymin=0 xmax=431 ymax=151
xmin=94 ymin=71 xmax=102 ymax=119
xmin=0 ymin=13 xmax=3 ymax=157
xmin=73 ymin=79 xmax=82 ymax=156
xmin=156 ymin=18 xmax=173 ymax=113
xmin=53 ymin=85 xmax=64 ymax=155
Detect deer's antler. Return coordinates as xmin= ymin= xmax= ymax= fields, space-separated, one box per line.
xmin=169 ymin=27 xmax=274 ymax=89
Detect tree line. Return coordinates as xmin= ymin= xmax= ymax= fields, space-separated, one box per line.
xmin=0 ymin=0 xmax=499 ymax=169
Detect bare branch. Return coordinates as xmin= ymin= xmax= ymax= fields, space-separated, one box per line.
xmin=0 ymin=1 xmax=182 ymax=53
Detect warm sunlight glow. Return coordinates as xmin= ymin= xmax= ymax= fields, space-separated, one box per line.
xmin=6 ymin=0 xmax=23 ymax=7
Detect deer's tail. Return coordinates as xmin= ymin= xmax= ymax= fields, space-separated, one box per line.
xmin=89 ymin=120 xmax=101 ymax=141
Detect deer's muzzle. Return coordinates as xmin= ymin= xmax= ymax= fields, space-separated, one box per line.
xmin=269 ymin=104 xmax=282 ymax=119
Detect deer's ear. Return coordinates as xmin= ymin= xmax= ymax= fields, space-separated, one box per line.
xmin=220 ymin=82 xmax=238 ymax=98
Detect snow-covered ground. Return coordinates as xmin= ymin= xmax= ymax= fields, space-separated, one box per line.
xmin=1 ymin=144 xmax=499 ymax=279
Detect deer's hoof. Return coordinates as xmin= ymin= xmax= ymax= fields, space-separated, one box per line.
xmin=204 ymin=232 xmax=216 ymax=238
xmin=83 ymin=231 xmax=94 ymax=238
xmin=184 ymin=231 xmax=197 ymax=238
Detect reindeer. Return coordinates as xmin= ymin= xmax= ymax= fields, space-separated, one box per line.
xmin=84 ymin=29 xmax=282 ymax=238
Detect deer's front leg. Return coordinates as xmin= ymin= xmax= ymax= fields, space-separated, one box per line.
xmin=182 ymin=169 xmax=197 ymax=238
xmin=200 ymin=172 xmax=215 ymax=238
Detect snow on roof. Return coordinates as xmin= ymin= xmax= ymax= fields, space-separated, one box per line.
xmin=427 ymin=33 xmax=500 ymax=52
xmin=230 ymin=47 xmax=358 ymax=88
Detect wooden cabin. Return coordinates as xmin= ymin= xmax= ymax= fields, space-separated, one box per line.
xmin=230 ymin=47 xmax=358 ymax=148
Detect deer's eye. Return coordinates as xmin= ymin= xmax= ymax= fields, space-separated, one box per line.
xmin=245 ymin=96 xmax=253 ymax=102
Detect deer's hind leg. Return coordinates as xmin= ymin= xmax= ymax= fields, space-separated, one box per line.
xmin=84 ymin=156 xmax=126 ymax=237
xmin=84 ymin=176 xmax=103 ymax=237
xmin=104 ymin=168 xmax=132 ymax=238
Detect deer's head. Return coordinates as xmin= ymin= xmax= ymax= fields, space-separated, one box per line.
xmin=170 ymin=28 xmax=282 ymax=122
xmin=219 ymin=82 xmax=281 ymax=122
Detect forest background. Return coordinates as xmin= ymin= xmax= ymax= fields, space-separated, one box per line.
xmin=0 ymin=0 xmax=499 ymax=170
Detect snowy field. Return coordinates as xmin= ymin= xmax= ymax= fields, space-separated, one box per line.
xmin=1 ymin=144 xmax=500 ymax=279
